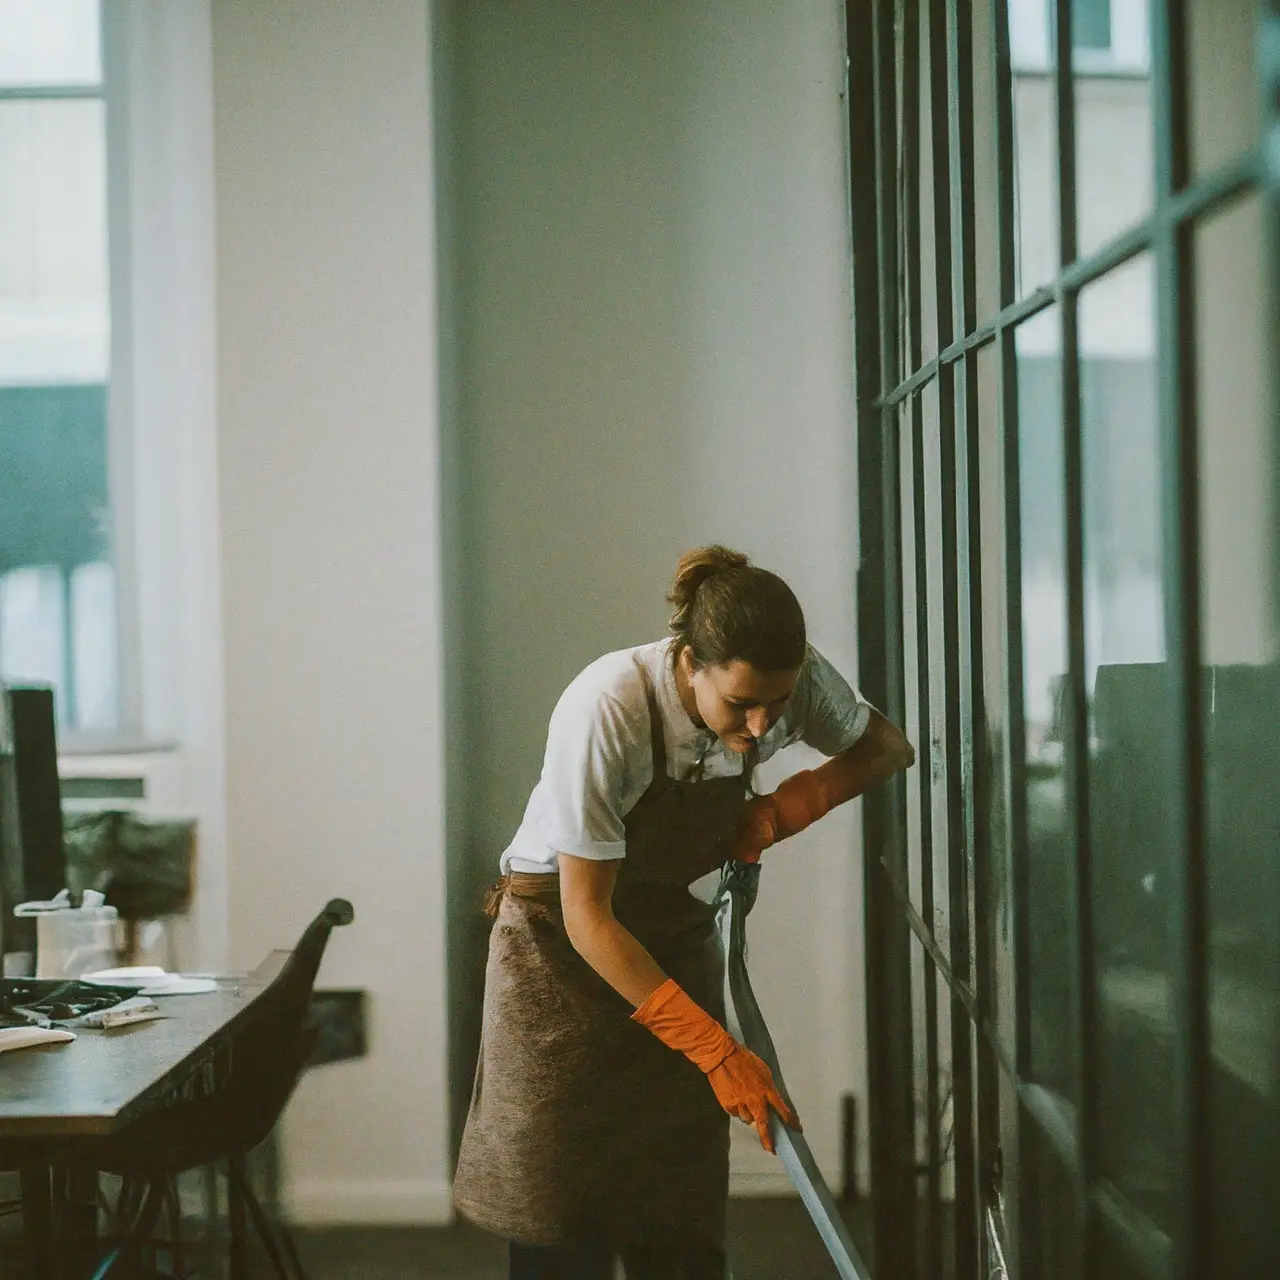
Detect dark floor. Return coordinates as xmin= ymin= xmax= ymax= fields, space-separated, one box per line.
xmin=0 ymin=1195 xmax=870 ymax=1279
xmin=288 ymin=1199 xmax=871 ymax=1280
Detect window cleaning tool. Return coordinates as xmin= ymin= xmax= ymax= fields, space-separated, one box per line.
xmin=715 ymin=859 xmax=873 ymax=1280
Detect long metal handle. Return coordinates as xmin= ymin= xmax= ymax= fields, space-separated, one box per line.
xmin=715 ymin=861 xmax=872 ymax=1280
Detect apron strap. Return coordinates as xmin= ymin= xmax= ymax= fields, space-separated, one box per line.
xmin=633 ymin=657 xmax=668 ymax=781
xmin=742 ymin=739 xmax=759 ymax=794
xmin=634 ymin=653 xmax=762 ymax=790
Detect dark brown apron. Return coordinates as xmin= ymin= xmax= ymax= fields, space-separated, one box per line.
xmin=452 ymin=661 xmax=755 ymax=1252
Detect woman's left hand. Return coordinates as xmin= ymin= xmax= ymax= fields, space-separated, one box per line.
xmin=731 ymin=714 xmax=916 ymax=863
xmin=731 ymin=795 xmax=780 ymax=864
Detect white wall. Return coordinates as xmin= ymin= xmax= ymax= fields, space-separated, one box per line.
xmin=211 ymin=0 xmax=866 ymax=1222
xmin=442 ymin=0 xmax=868 ymax=1193
xmin=213 ymin=0 xmax=451 ymax=1224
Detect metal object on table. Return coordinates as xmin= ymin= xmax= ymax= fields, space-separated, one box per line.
xmin=714 ymin=859 xmax=873 ymax=1280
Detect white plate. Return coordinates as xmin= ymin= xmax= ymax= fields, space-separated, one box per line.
xmin=82 ymin=967 xmax=218 ymax=996
xmin=81 ymin=966 xmax=165 ymax=988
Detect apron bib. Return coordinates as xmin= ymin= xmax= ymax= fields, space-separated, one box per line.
xmin=452 ymin=660 xmax=754 ymax=1252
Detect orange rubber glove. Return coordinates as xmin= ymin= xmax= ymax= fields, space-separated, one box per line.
xmin=631 ymin=978 xmax=801 ymax=1153
xmin=732 ymin=762 xmax=851 ymax=864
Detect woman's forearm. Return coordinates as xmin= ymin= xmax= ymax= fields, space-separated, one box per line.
xmin=564 ymin=909 xmax=669 ymax=1009
xmin=733 ymin=709 xmax=915 ymax=859
xmin=814 ymin=725 xmax=913 ymax=805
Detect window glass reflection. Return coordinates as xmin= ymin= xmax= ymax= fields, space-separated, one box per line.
xmin=974 ymin=340 xmax=1018 ymax=1059
xmin=922 ymin=382 xmax=952 ymax=948
xmin=1075 ymin=0 xmax=1154 ymax=255
xmin=1014 ymin=308 xmax=1076 ymax=1104
xmin=1008 ymin=5 xmax=1058 ymax=295
xmin=971 ymin=0 xmax=1003 ymax=319
xmin=917 ymin=0 xmax=939 ymax=361
xmin=1194 ymin=194 xmax=1280 ymax=1275
xmin=1079 ymin=254 xmax=1177 ymax=1230
xmin=0 ymin=91 xmax=117 ymax=732
xmin=902 ymin=403 xmax=927 ymax=916
xmin=1187 ymin=0 xmax=1259 ymax=180
xmin=0 ymin=0 xmax=101 ymax=89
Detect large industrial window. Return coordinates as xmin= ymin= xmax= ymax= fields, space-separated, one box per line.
xmin=0 ymin=0 xmax=118 ymax=735
xmin=845 ymin=0 xmax=1278 ymax=1276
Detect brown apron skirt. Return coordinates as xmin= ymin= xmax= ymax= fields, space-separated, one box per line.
xmin=452 ymin=873 xmax=730 ymax=1252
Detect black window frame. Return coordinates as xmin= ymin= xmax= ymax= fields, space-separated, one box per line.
xmin=845 ymin=0 xmax=1280 ymax=1275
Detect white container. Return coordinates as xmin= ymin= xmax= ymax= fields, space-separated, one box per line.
xmin=14 ymin=890 xmax=121 ymax=979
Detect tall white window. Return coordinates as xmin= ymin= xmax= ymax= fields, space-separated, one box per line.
xmin=0 ymin=0 xmax=119 ymax=736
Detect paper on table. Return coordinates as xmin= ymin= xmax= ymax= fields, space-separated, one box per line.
xmin=81 ymin=965 xmax=165 ymax=986
xmin=0 ymin=1026 xmax=76 ymax=1054
xmin=82 ymin=967 xmax=218 ymax=996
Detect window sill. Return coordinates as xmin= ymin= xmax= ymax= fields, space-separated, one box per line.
xmin=57 ymin=736 xmax=181 ymax=761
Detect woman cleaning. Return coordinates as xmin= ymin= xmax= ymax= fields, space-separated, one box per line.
xmin=453 ymin=545 xmax=915 ymax=1279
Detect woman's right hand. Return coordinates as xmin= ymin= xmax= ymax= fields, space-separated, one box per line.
xmin=630 ymin=977 xmax=802 ymax=1153
xmin=706 ymin=1042 xmax=801 ymax=1154
xmin=731 ymin=795 xmax=781 ymax=864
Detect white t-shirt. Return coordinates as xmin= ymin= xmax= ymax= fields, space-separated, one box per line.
xmin=500 ymin=637 xmax=871 ymax=874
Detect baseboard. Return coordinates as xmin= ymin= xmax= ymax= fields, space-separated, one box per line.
xmin=286 ymin=1178 xmax=455 ymax=1226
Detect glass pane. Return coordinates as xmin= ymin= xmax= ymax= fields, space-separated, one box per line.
xmin=911 ymin=933 xmax=932 ymax=1179
xmin=70 ymin=561 xmax=116 ymax=732
xmin=1096 ymin=1219 xmax=1163 ymax=1280
xmin=993 ymin=1061 xmax=1022 ymax=1266
xmin=0 ymin=0 xmax=101 ymax=88
xmin=974 ymin=340 xmax=1016 ymax=1059
xmin=971 ymin=0 xmax=1003 ymax=322
xmin=0 ymin=97 xmax=116 ymax=733
xmin=922 ymin=380 xmax=952 ymax=948
xmin=925 ymin=967 xmax=958 ymax=1277
xmin=895 ymin=0 xmax=911 ymax=382
xmin=1095 ymin=1184 xmax=1171 ymax=1280
xmin=1194 ymin=195 xmax=1280 ymax=1274
xmin=0 ymin=389 xmax=113 ymax=730
xmin=908 ymin=936 xmax=959 ymax=1279
xmin=1188 ymin=0 xmax=1260 ymax=179
xmin=1015 ymin=307 xmax=1078 ymax=1102
xmin=955 ymin=364 xmax=978 ymax=984
xmin=1080 ymin=254 xmax=1176 ymax=1229
xmin=0 ymin=566 xmax=65 ymax=689
xmin=1009 ymin=0 xmax=1058 ymax=295
xmin=1073 ymin=0 xmax=1112 ymax=52
xmin=902 ymin=401 xmax=927 ymax=916
xmin=1019 ymin=1104 xmax=1083 ymax=1276
xmin=1074 ymin=0 xmax=1154 ymax=258
xmin=917 ymin=0 xmax=939 ymax=363
xmin=0 ymin=100 xmax=109 ymax=382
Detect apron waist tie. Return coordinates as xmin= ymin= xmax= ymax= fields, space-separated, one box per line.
xmin=483 ymin=871 xmax=710 ymax=922
xmin=484 ymin=872 xmax=562 ymax=919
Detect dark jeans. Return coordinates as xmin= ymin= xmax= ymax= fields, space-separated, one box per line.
xmin=508 ymin=1241 xmax=612 ymax=1279
xmin=508 ymin=1236 xmax=727 ymax=1279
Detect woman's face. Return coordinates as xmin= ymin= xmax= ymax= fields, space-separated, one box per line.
xmin=681 ymin=650 xmax=800 ymax=753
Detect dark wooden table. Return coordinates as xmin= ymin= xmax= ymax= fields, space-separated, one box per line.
xmin=0 ymin=952 xmax=288 ymax=1277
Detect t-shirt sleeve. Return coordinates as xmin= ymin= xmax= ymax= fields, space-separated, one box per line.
xmin=536 ymin=682 xmax=635 ymax=861
xmin=796 ymin=644 xmax=873 ymax=757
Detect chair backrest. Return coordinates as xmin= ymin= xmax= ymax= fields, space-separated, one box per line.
xmin=258 ymin=897 xmax=355 ymax=1036
xmin=222 ymin=898 xmax=354 ymax=1146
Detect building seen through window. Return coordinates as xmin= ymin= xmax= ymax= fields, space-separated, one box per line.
xmin=0 ymin=0 xmax=117 ymax=735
